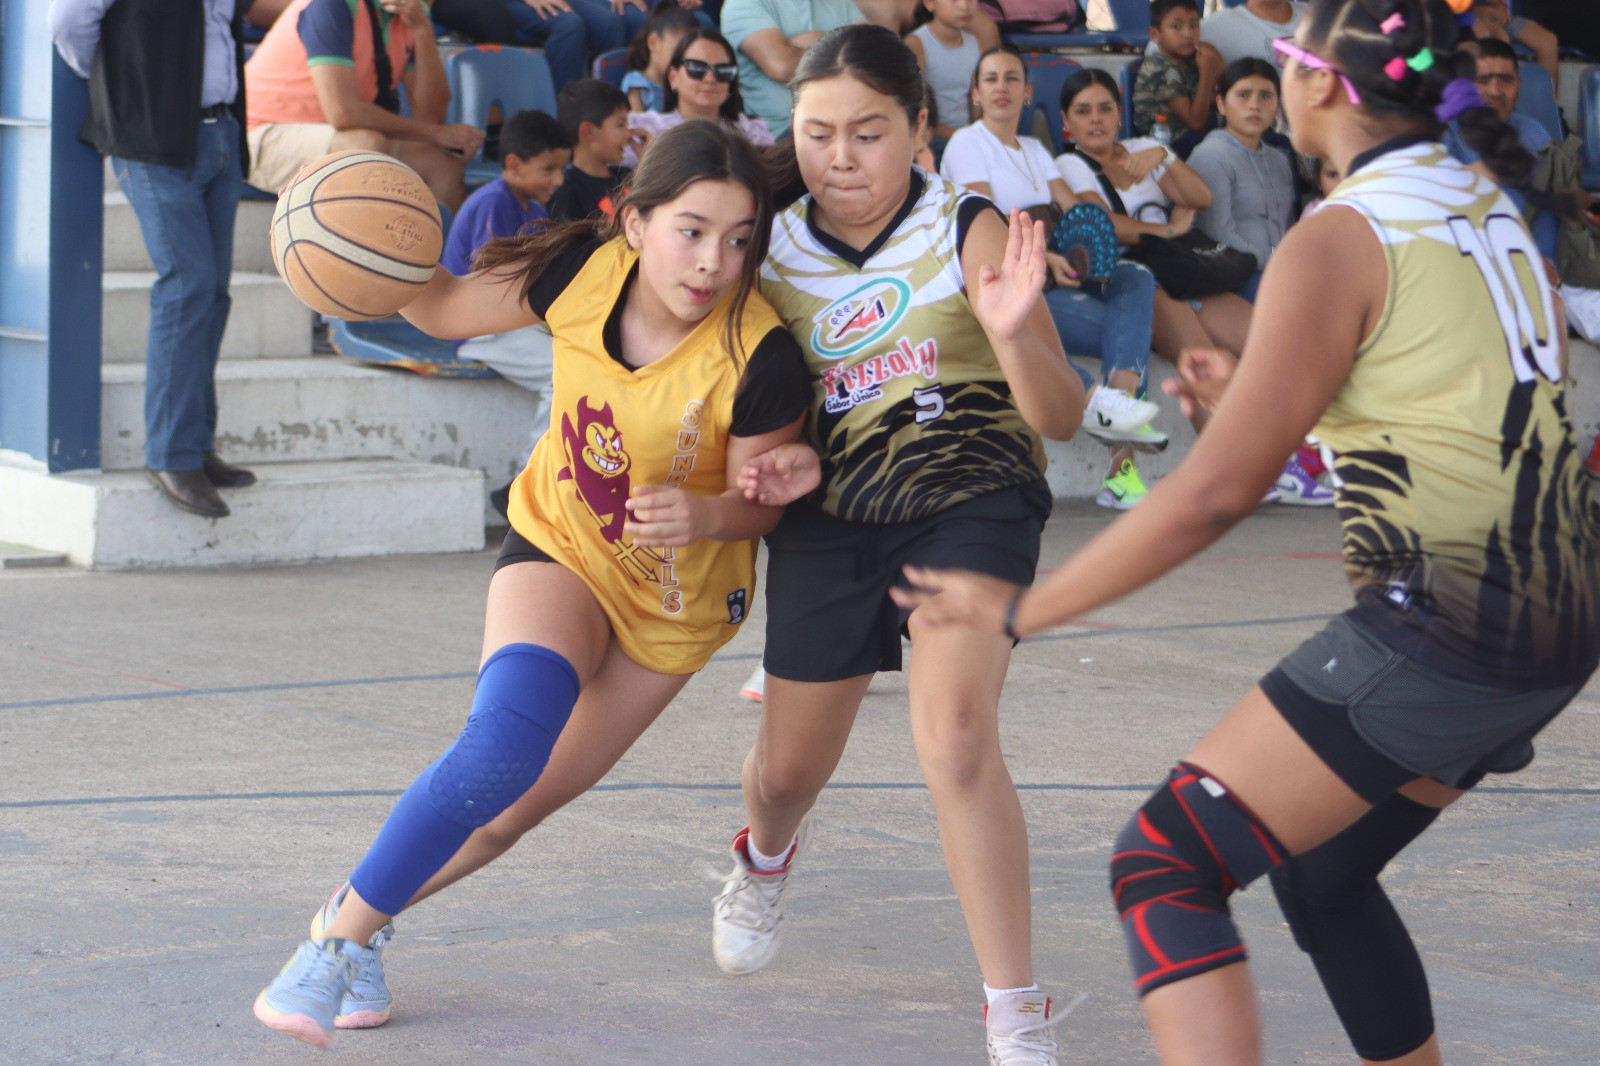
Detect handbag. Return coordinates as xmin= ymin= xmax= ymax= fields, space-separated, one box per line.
xmin=1069 ymin=147 xmax=1257 ymax=299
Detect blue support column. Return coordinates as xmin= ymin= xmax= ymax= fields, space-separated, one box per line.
xmin=0 ymin=1 xmax=103 ymax=472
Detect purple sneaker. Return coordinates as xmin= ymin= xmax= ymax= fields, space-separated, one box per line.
xmin=1276 ymin=455 xmax=1335 ymax=506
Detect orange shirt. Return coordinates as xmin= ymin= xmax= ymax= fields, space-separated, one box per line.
xmin=245 ymin=0 xmax=417 ymax=128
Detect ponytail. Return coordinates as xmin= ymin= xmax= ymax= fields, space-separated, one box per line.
xmin=1302 ymin=0 xmax=1535 ymax=188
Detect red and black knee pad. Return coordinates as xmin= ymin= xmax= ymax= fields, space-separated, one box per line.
xmin=1110 ymin=762 xmax=1286 ymax=995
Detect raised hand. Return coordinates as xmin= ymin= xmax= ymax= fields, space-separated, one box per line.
xmin=1161 ymin=346 xmax=1237 ymax=421
xmin=738 ymin=442 xmax=821 ymax=506
xmin=969 ymin=208 xmax=1047 ymax=344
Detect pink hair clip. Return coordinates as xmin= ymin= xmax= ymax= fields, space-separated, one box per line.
xmin=1380 ymin=12 xmax=1405 ymax=33
xmin=1384 ymin=56 xmax=1408 ymax=80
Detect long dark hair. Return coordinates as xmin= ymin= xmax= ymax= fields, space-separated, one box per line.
xmin=476 ymin=120 xmax=774 ymax=363
xmin=1299 ymin=0 xmax=1532 ymax=187
xmin=789 ymin=23 xmax=927 ymax=128
xmin=661 ymin=28 xmax=748 ymax=123
xmin=1058 ymin=66 xmax=1121 ymax=112
xmin=624 ymin=1 xmax=699 ymax=75
xmin=969 ymin=44 xmax=1028 ymax=125
xmin=1217 ymin=56 xmax=1280 ymax=98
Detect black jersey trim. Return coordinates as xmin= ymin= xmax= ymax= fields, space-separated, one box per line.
xmin=803 ymin=171 xmax=926 ymax=269
xmin=1346 ymin=134 xmax=1433 ymax=178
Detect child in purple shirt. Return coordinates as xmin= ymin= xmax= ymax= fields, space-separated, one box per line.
xmin=442 ymin=109 xmax=571 ymax=275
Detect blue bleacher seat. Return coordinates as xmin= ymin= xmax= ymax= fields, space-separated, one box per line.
xmin=1023 ymin=53 xmax=1083 ymax=154
xmin=593 ymin=48 xmax=628 ymax=87
xmin=1119 ymin=56 xmax=1143 ymax=139
xmin=446 ymin=46 xmax=559 ymax=185
xmin=1582 ymin=65 xmax=1600 ymax=190
xmin=1514 ymin=60 xmax=1562 ymax=142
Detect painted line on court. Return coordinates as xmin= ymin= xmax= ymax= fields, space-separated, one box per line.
xmin=4 ymin=780 xmax=1598 ymax=810
xmin=0 ymin=613 xmax=1334 ymax=711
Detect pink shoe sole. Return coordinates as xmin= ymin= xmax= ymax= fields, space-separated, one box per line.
xmin=336 ymin=1009 xmax=391 ymax=1029
xmin=254 ymin=993 xmax=333 ymax=1048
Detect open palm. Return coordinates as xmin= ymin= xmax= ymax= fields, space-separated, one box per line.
xmin=969 ymin=209 xmax=1047 ymax=343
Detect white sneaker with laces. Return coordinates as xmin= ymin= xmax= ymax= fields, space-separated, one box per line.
xmin=985 ymin=991 xmax=1088 ymax=1066
xmin=1083 ymin=386 xmax=1160 ymax=445
xmin=711 ymin=814 xmax=814 ymax=975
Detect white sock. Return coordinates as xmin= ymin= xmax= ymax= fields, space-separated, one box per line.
xmin=746 ymin=833 xmax=792 ymax=873
xmin=984 ymin=982 xmax=1041 ymax=1006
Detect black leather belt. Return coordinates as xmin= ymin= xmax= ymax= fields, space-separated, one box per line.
xmin=199 ymin=102 xmax=232 ymax=121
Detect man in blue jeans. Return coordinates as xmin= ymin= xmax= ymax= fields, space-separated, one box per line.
xmin=52 ymin=0 xmax=256 ymax=518
xmin=496 ymin=0 xmax=646 ymax=91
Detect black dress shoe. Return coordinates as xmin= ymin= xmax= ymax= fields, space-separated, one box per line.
xmin=202 ymin=450 xmax=257 ymax=487
xmin=145 ymin=467 xmax=230 ymax=518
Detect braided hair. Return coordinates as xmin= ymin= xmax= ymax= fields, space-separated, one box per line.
xmin=1301 ymin=0 xmax=1533 ymax=188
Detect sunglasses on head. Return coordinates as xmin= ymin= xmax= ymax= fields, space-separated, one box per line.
xmin=680 ymin=58 xmax=738 ymax=83
xmin=1271 ymin=37 xmax=1362 ymax=105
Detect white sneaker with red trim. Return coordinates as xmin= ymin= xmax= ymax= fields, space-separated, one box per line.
xmin=711 ymin=814 xmax=814 ymax=975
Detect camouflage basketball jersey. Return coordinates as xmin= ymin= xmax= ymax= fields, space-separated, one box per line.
xmin=759 ymin=174 xmax=1046 ymax=524
xmin=507 ymin=238 xmax=781 ymax=674
xmin=1317 ymin=142 xmax=1600 ymax=684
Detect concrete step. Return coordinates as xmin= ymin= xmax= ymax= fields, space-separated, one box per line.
xmin=102 ymin=271 xmax=313 ymax=363
xmin=102 ymin=193 xmax=278 ymax=274
xmin=100 ymin=356 xmax=541 ymax=496
xmin=0 ymin=456 xmax=483 ymax=569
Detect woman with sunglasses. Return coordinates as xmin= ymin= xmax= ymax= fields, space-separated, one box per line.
xmin=896 ymin=0 xmax=1595 ymax=1062
xmin=625 ymin=28 xmax=774 ymax=167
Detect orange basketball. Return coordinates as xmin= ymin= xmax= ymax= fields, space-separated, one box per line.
xmin=270 ymin=150 xmax=443 ymax=320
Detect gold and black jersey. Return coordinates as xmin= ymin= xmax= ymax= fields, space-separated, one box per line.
xmin=1316 ymin=142 xmax=1600 ymax=686
xmin=758 ymin=172 xmax=1046 ymax=524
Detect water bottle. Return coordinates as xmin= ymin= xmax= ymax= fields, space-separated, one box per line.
xmin=1151 ymin=114 xmax=1173 ymax=148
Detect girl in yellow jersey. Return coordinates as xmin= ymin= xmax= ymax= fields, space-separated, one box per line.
xmin=705 ymin=25 xmax=1090 ymax=1065
xmin=253 ymin=121 xmax=813 ymax=1048
xmin=898 ymin=1 xmax=1599 ymax=1063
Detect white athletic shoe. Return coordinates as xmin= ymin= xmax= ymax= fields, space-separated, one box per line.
xmin=711 ymin=814 xmax=814 ymax=975
xmin=985 ymin=991 xmax=1086 ymax=1066
xmin=1083 ymin=386 xmax=1161 ymax=447
xmin=739 ymin=665 xmax=765 ymax=702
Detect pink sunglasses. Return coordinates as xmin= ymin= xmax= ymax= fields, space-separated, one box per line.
xmin=1272 ymin=37 xmax=1363 ymax=105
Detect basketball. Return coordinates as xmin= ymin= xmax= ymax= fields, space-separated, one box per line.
xmin=270 ymin=150 xmax=443 ymax=321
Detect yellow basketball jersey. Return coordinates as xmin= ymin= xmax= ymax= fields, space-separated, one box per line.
xmin=506 ymin=238 xmax=783 ymax=674
xmin=759 ymin=173 xmax=1046 ymax=524
xmin=1316 ymin=142 xmax=1600 ymax=684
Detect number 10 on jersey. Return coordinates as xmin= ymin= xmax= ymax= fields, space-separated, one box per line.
xmin=1448 ymin=213 xmax=1562 ymax=384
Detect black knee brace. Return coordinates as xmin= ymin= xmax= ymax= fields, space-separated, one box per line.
xmin=1110 ymin=763 xmax=1286 ymax=995
xmin=1269 ymin=794 xmax=1440 ymax=1061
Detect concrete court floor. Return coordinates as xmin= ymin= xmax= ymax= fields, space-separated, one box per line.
xmin=1 ymin=502 xmax=1597 ymax=1066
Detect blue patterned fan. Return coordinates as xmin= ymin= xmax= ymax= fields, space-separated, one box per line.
xmin=1048 ymin=202 xmax=1120 ymax=282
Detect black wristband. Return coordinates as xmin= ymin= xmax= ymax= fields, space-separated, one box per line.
xmin=1003 ymin=586 xmax=1027 ymax=642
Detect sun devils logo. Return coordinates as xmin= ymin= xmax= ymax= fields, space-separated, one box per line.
xmin=558 ymin=397 xmax=662 ymax=584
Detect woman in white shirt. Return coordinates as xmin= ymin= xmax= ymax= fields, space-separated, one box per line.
xmin=1055 ymin=68 xmax=1253 ymax=427
xmin=625 ymin=29 xmax=775 ymax=168
xmin=943 ymin=45 xmax=1167 ymax=509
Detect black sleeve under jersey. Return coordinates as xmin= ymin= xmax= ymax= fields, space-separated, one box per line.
xmin=731 ymin=326 xmax=813 ymax=438
xmin=523 ymin=236 xmax=604 ymax=319
xmin=956 ymin=194 xmax=1002 ymax=257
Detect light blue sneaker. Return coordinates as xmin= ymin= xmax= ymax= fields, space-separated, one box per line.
xmin=253 ymin=938 xmax=364 ymax=1048
xmin=309 ymin=883 xmax=395 ymax=1028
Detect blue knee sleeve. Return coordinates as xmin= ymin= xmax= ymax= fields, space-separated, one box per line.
xmin=1109 ymin=763 xmax=1286 ymax=995
xmin=349 ymin=644 xmax=580 ymax=915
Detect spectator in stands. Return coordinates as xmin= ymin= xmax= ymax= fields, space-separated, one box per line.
xmin=1133 ymin=0 xmax=1224 ymax=148
xmin=622 ymin=3 xmax=700 ymax=112
xmin=1448 ymin=38 xmax=1556 ymax=259
xmin=52 ymin=0 xmax=257 ymax=519
xmin=1188 ymin=59 xmax=1294 ymax=287
xmin=549 ymin=78 xmax=641 ymax=219
xmin=976 ymin=0 xmax=1079 ymax=36
xmin=906 ymin=0 xmax=981 ymax=142
xmin=1300 ymin=154 xmax=1341 ymax=217
xmin=1188 ymin=58 xmax=1329 ymax=504
xmin=441 ymin=109 xmax=572 ymax=513
xmin=244 ymin=0 xmax=483 ymax=211
xmin=624 ymin=29 xmax=774 ymax=164
xmin=426 ymin=0 xmax=520 ymax=45
xmin=1056 ymin=71 xmax=1253 ymax=417
xmin=482 ymin=0 xmax=642 ymax=92
xmin=720 ymin=0 xmax=862 ymax=137
xmin=1513 ymin=0 xmax=1596 ymax=62
xmin=944 ymin=47 xmax=1168 ymax=508
xmin=1200 ymin=0 xmax=1305 ymax=67
xmin=1471 ymin=0 xmax=1558 ymax=89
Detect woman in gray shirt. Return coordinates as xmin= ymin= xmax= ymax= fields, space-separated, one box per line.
xmin=1189 ymin=59 xmax=1296 ymax=278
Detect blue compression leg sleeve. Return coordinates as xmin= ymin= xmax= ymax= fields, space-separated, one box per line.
xmin=349 ymin=644 xmax=581 ymax=915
